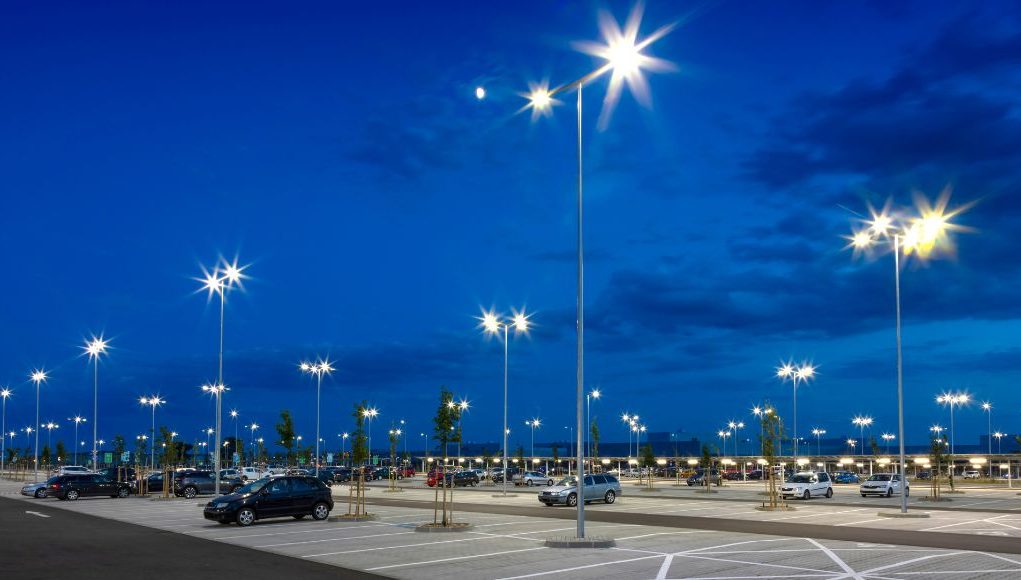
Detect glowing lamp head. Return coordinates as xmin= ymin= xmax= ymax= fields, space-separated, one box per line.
xmin=474 ymin=86 xmax=486 ymax=100
xmin=230 ymin=410 xmax=238 ymax=418
xmin=606 ymin=37 xmax=642 ymax=77
xmin=30 ymin=369 xmax=48 ymax=385
xmin=528 ymin=88 xmax=552 ymax=111
xmin=84 ymin=336 xmax=110 ymax=360
xmin=776 ymin=363 xmax=794 ymax=379
xmin=480 ymin=310 xmax=501 ymax=334
xmin=982 ymin=402 xmax=992 ymax=411
xmin=0 ymin=388 xmax=10 ymax=400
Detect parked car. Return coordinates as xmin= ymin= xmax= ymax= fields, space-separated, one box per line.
xmin=963 ymin=470 xmax=981 ymax=479
xmin=746 ymin=470 xmax=764 ymax=480
xmin=516 ymin=471 xmax=555 ymax=487
xmin=723 ymin=471 xmax=743 ymax=481
xmin=400 ymin=467 xmax=417 ymax=478
xmin=490 ymin=467 xmax=520 ymax=483
xmin=539 ymin=474 xmax=621 ymax=507
xmin=203 ymin=475 xmax=334 ymax=526
xmin=374 ymin=466 xmax=404 ymax=480
xmin=780 ymin=471 xmax=833 ymax=500
xmin=21 ymin=477 xmax=58 ymax=498
xmin=331 ymin=467 xmax=353 ymax=483
xmin=174 ymin=470 xmax=245 ymax=499
xmin=914 ymin=470 xmax=932 ymax=481
xmin=426 ymin=470 xmax=444 ymax=487
xmin=832 ymin=471 xmax=860 ymax=484
xmin=686 ymin=469 xmax=722 ymax=486
xmin=238 ymin=467 xmax=264 ymax=481
xmin=219 ymin=468 xmax=241 ymax=479
xmin=48 ymin=474 xmax=132 ymax=500
xmin=445 ymin=470 xmax=480 ymax=487
xmin=50 ymin=465 xmax=93 ymax=477
xmin=860 ymin=473 xmax=909 ymax=497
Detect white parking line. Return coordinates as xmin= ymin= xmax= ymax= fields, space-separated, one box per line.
xmin=256 ymin=530 xmax=415 ymax=548
xmin=367 ymin=546 xmax=547 ymax=571
xmin=25 ymin=511 xmax=50 ymax=518
xmin=495 ymin=554 xmax=666 ymax=580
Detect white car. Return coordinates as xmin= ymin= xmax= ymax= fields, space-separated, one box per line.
xmin=238 ymin=467 xmax=264 ymax=481
xmin=50 ymin=466 xmax=93 ymax=476
xmin=962 ymin=470 xmax=981 ymax=479
xmin=780 ymin=471 xmax=833 ymax=500
xmin=860 ymin=473 xmax=909 ymax=497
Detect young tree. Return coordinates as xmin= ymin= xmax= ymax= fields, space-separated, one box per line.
xmin=869 ymin=436 xmax=880 ymax=457
xmin=158 ymin=427 xmax=175 ymax=466
xmin=276 ymin=410 xmax=296 ymax=465
xmin=930 ymin=434 xmax=949 ymax=497
xmin=112 ymin=435 xmax=126 ymax=458
xmin=590 ymin=419 xmax=600 ymax=460
xmin=431 ymin=387 xmax=463 ymax=527
xmin=351 ymin=402 xmax=369 ymax=465
xmin=55 ymin=441 xmax=67 ymax=465
xmin=41 ymin=445 xmax=51 ymax=467
xmin=759 ymin=403 xmax=785 ymax=508
xmin=515 ymin=445 xmax=525 ymax=465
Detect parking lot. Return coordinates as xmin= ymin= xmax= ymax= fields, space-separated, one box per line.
xmin=6 ymin=477 xmax=1021 ymax=579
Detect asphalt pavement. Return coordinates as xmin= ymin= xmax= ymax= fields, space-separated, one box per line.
xmin=0 ymin=496 xmax=383 ymax=579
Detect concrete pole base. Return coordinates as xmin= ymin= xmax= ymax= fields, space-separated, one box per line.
xmin=878 ymin=511 xmax=930 ymax=518
xmin=544 ymin=536 xmax=616 ymax=548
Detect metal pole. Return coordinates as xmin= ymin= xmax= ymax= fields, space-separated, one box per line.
xmin=792 ymin=381 xmax=798 ymax=457
xmin=215 ymin=290 xmax=224 ymax=495
xmin=1 ymin=397 xmax=6 ymax=476
xmin=92 ymin=359 xmax=98 ymax=471
xmin=574 ymin=83 xmax=585 ymax=539
xmin=894 ymin=234 xmax=908 ymax=513
xmin=502 ymin=324 xmax=509 ymax=496
xmin=34 ymin=382 xmax=40 ymax=481
xmin=315 ymin=372 xmax=321 ymax=477
xmin=150 ymin=405 xmax=156 ymax=471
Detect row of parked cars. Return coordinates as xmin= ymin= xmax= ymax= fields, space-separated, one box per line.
xmin=779 ymin=471 xmax=910 ymax=500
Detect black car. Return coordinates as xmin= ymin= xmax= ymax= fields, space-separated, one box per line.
xmin=445 ymin=470 xmax=480 ymax=487
xmin=331 ymin=467 xmax=352 ymax=483
xmin=175 ymin=470 xmax=245 ymax=498
xmin=203 ymin=476 xmax=334 ymax=526
xmin=48 ymin=474 xmax=131 ymax=500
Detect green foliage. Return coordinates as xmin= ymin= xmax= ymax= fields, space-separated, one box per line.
xmin=551 ymin=443 xmax=559 ymax=462
xmin=515 ymin=445 xmax=525 ymax=463
xmin=759 ymin=403 xmax=783 ymax=463
xmin=158 ymin=427 xmax=176 ymax=466
xmin=276 ymin=410 xmax=296 ymax=464
xmin=640 ymin=443 xmax=655 ymax=468
xmin=41 ymin=445 xmax=51 ymax=466
xmin=112 ymin=435 xmax=126 ymax=456
xmin=700 ymin=444 xmax=712 ymax=469
xmin=590 ymin=419 xmax=600 ymax=460
xmin=55 ymin=441 xmax=67 ymax=464
xmin=351 ymin=402 xmax=369 ymax=464
xmin=432 ymin=387 xmax=462 ymax=459
xmin=388 ymin=424 xmax=400 ymax=462
xmin=869 ymin=436 xmax=880 ymax=457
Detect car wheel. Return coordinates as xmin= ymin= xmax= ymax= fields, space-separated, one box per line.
xmin=547 ymin=479 xmax=554 ymax=486
xmin=526 ymin=480 xmax=534 ymax=487
xmin=905 ymin=488 xmax=910 ymax=497
xmin=237 ymin=507 xmax=256 ymax=527
xmin=566 ymin=493 xmax=578 ymax=507
xmin=802 ymin=490 xmax=810 ymax=500
xmin=886 ymin=488 xmax=893 ymax=497
xmin=312 ymin=502 xmax=330 ymax=521
xmin=66 ymin=489 xmax=80 ymax=501
xmin=34 ymin=489 xmax=45 ymax=498
xmin=604 ymin=490 xmax=616 ymax=504
xmin=292 ymin=514 xmax=306 ymax=520
xmin=185 ymin=486 xmax=200 ymax=499
xmin=861 ymin=493 xmax=867 ymax=497
xmin=825 ymin=488 xmax=833 ymax=498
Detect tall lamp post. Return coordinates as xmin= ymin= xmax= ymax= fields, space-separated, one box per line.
xmin=1 ymin=388 xmax=11 ymax=476
xmin=981 ymin=402 xmax=992 ymax=458
xmin=340 ymin=432 xmax=349 ymax=466
xmin=586 ymin=389 xmax=601 ymax=465
xmin=229 ymin=410 xmax=239 ymax=466
xmin=197 ymin=257 xmax=247 ymax=496
xmin=752 ymin=407 xmax=768 ymax=456
xmin=30 ymin=369 xmax=48 ymax=480
xmin=526 ymin=418 xmax=541 ymax=459
xmin=523 ymin=4 xmax=673 ymax=539
xmin=848 ymin=193 xmax=970 ymax=514
xmin=362 ymin=408 xmax=379 ymax=461
xmin=621 ymin=414 xmax=637 ymax=457
xmin=69 ymin=415 xmax=87 ymax=466
xmin=300 ymin=358 xmax=335 ymax=477
xmin=881 ymin=433 xmax=896 ymax=455
xmin=852 ymin=416 xmax=873 ymax=456
xmin=248 ymin=423 xmax=259 ymax=465
xmin=139 ymin=396 xmax=165 ymax=470
xmin=936 ymin=393 xmax=969 ymax=455
xmin=811 ymin=428 xmax=826 ymax=457
xmin=448 ymin=399 xmax=469 ymax=460
xmin=480 ymin=309 xmax=530 ymax=497
xmin=83 ymin=335 xmax=109 ymax=471
xmin=201 ymin=383 xmax=229 ymax=492
xmin=776 ymin=361 xmax=816 ymax=457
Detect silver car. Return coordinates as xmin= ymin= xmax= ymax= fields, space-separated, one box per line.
xmin=22 ymin=477 xmax=58 ymax=498
xmin=538 ymin=474 xmax=621 ymax=507
xmin=517 ymin=471 xmax=555 ymax=487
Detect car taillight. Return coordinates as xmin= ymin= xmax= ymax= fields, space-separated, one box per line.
xmin=50 ymin=483 xmax=60 ymax=489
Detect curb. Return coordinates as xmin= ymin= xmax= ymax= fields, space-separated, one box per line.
xmin=543 ymin=536 xmax=616 ymax=548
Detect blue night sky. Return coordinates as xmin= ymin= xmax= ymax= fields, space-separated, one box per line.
xmin=2 ymin=1 xmax=1020 ymax=455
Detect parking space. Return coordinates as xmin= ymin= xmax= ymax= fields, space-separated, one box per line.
xmin=7 ymin=488 xmax=1021 ymax=579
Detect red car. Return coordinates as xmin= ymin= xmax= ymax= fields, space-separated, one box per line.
xmin=400 ymin=467 xmax=416 ymax=478
xmin=426 ymin=470 xmax=444 ymax=487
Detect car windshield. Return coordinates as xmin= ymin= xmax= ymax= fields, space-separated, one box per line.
xmin=233 ymin=479 xmax=269 ymax=495
xmin=868 ymin=474 xmax=892 ymax=481
xmin=556 ymin=477 xmax=577 ymax=487
xmin=788 ymin=474 xmax=814 ymax=483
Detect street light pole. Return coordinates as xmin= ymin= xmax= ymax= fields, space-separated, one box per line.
xmin=29 ymin=370 xmax=47 ymax=481
xmin=84 ymin=336 xmax=109 ymax=471
xmin=480 ymin=309 xmax=530 ymax=496
xmin=1 ymin=389 xmax=10 ymax=476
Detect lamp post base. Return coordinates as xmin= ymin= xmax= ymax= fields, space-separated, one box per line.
xmin=544 ymin=536 xmax=615 ymax=548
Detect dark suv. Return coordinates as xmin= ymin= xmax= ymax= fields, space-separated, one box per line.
xmin=445 ymin=470 xmax=480 ymax=487
xmin=174 ymin=470 xmax=244 ymax=498
xmin=48 ymin=474 xmax=131 ymax=500
xmin=203 ymin=476 xmax=334 ymax=526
